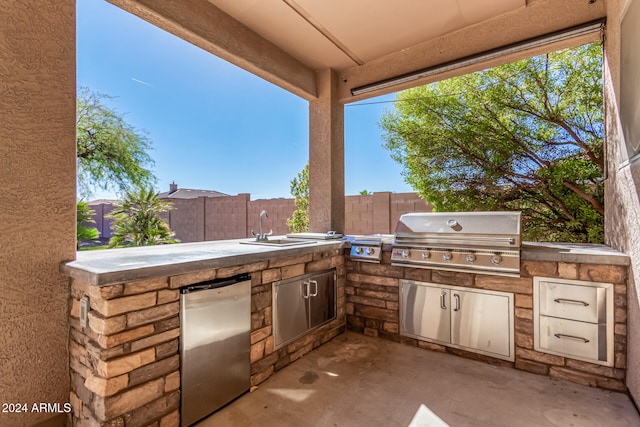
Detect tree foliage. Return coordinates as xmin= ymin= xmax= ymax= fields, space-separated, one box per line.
xmin=380 ymin=42 xmax=604 ymax=243
xmin=76 ymin=201 xmax=100 ymax=249
xmin=77 ymin=86 xmax=156 ymax=198
xmin=108 ymin=187 xmax=178 ymax=248
xmin=287 ymin=164 xmax=310 ymax=233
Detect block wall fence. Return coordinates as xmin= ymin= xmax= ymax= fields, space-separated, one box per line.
xmin=89 ymin=192 xmax=432 ymax=243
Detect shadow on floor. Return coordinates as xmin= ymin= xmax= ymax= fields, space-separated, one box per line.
xmin=197 ymin=332 xmax=640 ymax=427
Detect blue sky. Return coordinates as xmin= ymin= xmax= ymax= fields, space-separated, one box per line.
xmin=77 ymin=0 xmax=413 ymax=200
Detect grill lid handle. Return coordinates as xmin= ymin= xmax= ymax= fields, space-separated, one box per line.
xmin=395 ymin=235 xmax=517 ymax=245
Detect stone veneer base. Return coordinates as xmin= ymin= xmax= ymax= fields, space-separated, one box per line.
xmin=67 ymin=248 xmax=627 ymax=426
xmin=345 ymin=251 xmax=628 ymax=392
xmin=68 ymin=250 xmax=345 ymax=427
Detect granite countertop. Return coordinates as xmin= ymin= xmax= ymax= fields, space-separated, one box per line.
xmin=61 ymin=237 xmax=346 ymax=286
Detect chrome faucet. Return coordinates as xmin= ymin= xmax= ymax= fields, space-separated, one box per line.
xmin=251 ymin=210 xmax=273 ymax=241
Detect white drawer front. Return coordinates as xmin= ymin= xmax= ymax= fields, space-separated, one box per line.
xmin=539 ymin=281 xmax=604 ymax=323
xmin=538 ymin=316 xmax=606 ymax=362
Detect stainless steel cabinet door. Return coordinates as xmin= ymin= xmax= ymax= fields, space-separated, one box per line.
xmin=451 ymin=289 xmax=511 ymax=358
xmin=401 ymin=281 xmax=450 ymax=343
xmin=273 ymin=279 xmax=309 ymax=347
xmin=309 ymin=271 xmax=336 ymax=329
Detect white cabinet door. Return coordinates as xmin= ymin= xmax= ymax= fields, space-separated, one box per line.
xmin=401 ymin=281 xmax=450 ymax=343
xmin=451 ymin=289 xmax=512 ymax=359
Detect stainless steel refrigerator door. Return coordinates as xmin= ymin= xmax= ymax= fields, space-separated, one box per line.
xmin=180 ymin=279 xmax=251 ymax=427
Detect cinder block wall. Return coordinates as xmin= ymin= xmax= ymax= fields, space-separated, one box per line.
xmin=205 ymin=194 xmax=250 ymax=240
xmin=90 ymin=192 xmax=432 ymax=242
xmin=247 ymin=198 xmax=297 ymax=236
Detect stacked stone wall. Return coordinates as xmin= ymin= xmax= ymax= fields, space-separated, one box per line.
xmin=69 ymin=250 xmax=345 ymax=426
xmin=345 ymin=251 xmax=628 ymax=391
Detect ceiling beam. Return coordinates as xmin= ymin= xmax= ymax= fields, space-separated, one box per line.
xmin=108 ymin=0 xmax=318 ymax=100
xmin=338 ymin=0 xmax=606 ymax=103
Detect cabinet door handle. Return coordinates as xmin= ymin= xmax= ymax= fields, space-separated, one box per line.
xmin=453 ymin=294 xmax=460 ymax=312
xmin=310 ymin=280 xmax=318 ymax=297
xmin=553 ymin=298 xmax=589 ymax=307
xmin=440 ymin=292 xmax=447 ymax=310
xmin=554 ymin=333 xmax=590 ymax=343
xmin=302 ymin=281 xmax=310 ymax=299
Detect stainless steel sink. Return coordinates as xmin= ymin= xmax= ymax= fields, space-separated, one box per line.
xmin=239 ymin=238 xmax=316 ymax=247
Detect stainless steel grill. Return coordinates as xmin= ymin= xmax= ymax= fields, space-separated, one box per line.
xmin=391 ymin=212 xmax=521 ymax=276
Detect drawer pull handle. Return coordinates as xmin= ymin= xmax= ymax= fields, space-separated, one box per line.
xmin=554 ymin=333 xmax=590 ymax=343
xmin=553 ymin=298 xmax=589 ymax=307
xmin=440 ymin=292 xmax=447 ymax=310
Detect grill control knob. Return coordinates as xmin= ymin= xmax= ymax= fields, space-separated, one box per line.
xmin=366 ymin=247 xmax=375 ymax=255
xmin=401 ymin=250 xmax=409 ymax=258
xmin=443 ymin=252 xmax=453 ymax=261
xmin=465 ymin=254 xmax=476 ymax=263
xmin=491 ymin=255 xmax=503 ymax=265
xmin=356 ymin=247 xmax=364 ymax=254
xmin=421 ymin=251 xmax=430 ymax=260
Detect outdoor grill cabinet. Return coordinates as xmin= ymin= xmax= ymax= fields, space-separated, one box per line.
xmin=533 ymin=277 xmax=614 ymax=366
xmin=273 ymin=270 xmax=336 ymax=349
xmin=400 ymin=280 xmax=515 ymax=361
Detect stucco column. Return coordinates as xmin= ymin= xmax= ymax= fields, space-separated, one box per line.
xmin=0 ymin=2 xmax=76 ymax=426
xmin=309 ymin=69 xmax=345 ymax=232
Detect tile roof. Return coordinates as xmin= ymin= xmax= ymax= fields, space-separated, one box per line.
xmin=158 ymin=188 xmax=228 ymax=199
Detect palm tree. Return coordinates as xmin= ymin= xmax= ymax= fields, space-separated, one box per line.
xmin=108 ymin=187 xmax=178 ymax=247
xmin=77 ymin=201 xmax=100 ymax=249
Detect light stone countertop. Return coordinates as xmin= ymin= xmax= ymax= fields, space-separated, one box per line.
xmin=61 ymin=237 xmax=346 ymax=286
xmin=61 ymin=237 xmax=629 ymax=287
xmin=520 ymin=241 xmax=629 ymax=265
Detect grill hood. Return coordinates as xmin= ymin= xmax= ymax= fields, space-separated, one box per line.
xmin=394 ymin=211 xmax=521 ymax=249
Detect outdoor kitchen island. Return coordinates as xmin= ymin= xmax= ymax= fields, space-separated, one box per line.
xmin=62 ymin=237 xmax=630 ymax=427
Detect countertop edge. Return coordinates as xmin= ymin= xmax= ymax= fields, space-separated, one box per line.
xmin=380 ymin=241 xmax=630 ymax=265
xmin=520 ymin=242 xmax=630 ymax=266
xmin=62 ymin=240 xmax=346 ymax=287
xmin=62 ymin=238 xmax=629 ymax=287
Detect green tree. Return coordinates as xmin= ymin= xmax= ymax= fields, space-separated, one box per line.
xmin=380 ymin=42 xmax=604 ymax=243
xmin=77 ymin=86 xmax=156 ymax=198
xmin=108 ymin=187 xmax=178 ymax=248
xmin=76 ymin=201 xmax=100 ymax=249
xmin=360 ymin=190 xmax=372 ymax=195
xmin=287 ymin=164 xmax=310 ymax=233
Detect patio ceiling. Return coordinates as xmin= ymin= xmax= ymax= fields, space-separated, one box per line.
xmin=208 ymin=0 xmax=527 ymax=71
xmin=109 ymin=0 xmax=605 ymax=102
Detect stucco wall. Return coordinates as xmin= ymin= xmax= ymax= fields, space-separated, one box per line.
xmin=604 ymin=0 xmax=640 ymax=404
xmin=0 ymin=2 xmax=76 ymax=426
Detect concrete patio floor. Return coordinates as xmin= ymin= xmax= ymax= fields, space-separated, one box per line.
xmin=197 ymin=332 xmax=640 ymax=427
